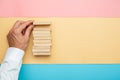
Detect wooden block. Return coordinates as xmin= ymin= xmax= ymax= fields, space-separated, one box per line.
xmin=33 ymin=46 xmax=50 ymax=49
xmin=33 ymin=40 xmax=51 ymax=43
xmin=34 ymin=36 xmax=52 ymax=40
xmin=33 ymin=31 xmax=50 ymax=34
xmin=33 ymin=34 xmax=51 ymax=37
xmin=33 ymin=22 xmax=51 ymax=26
xmin=33 ymin=40 xmax=51 ymax=44
xmin=34 ymin=43 xmax=52 ymax=47
xmin=33 ymin=28 xmax=51 ymax=31
xmin=33 ymin=33 xmax=51 ymax=37
xmin=33 ymin=49 xmax=50 ymax=53
xmin=32 ymin=49 xmax=50 ymax=53
xmin=33 ymin=53 xmax=50 ymax=55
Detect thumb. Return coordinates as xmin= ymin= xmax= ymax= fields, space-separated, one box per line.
xmin=25 ymin=24 xmax=34 ymax=37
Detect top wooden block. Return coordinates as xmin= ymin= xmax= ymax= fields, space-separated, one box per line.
xmin=33 ymin=22 xmax=51 ymax=26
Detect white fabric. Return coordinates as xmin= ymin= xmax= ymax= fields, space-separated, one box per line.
xmin=0 ymin=47 xmax=24 ymax=80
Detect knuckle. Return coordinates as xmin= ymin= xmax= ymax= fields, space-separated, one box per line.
xmin=16 ymin=20 xmax=21 ymax=23
xmin=12 ymin=29 xmax=18 ymax=34
xmin=15 ymin=20 xmax=20 ymax=24
xmin=15 ymin=20 xmax=23 ymax=26
xmin=26 ymin=35 xmax=29 ymax=39
xmin=12 ymin=29 xmax=16 ymax=33
xmin=21 ymin=24 xmax=26 ymax=27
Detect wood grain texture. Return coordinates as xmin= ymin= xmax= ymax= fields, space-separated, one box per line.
xmin=33 ymin=26 xmax=52 ymax=56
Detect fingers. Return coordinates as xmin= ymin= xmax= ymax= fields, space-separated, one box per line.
xmin=25 ymin=24 xmax=34 ymax=37
xmin=11 ymin=20 xmax=34 ymax=37
xmin=17 ymin=20 xmax=33 ymax=32
xmin=12 ymin=20 xmax=24 ymax=29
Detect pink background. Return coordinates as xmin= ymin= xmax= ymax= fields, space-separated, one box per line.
xmin=0 ymin=0 xmax=120 ymax=17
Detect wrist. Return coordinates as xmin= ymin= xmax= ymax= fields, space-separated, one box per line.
xmin=8 ymin=47 xmax=25 ymax=53
xmin=9 ymin=45 xmax=27 ymax=52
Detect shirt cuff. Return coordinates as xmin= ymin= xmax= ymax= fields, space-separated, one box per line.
xmin=4 ymin=47 xmax=25 ymax=62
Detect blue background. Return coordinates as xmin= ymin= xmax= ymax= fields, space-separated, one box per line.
xmin=19 ymin=64 xmax=120 ymax=80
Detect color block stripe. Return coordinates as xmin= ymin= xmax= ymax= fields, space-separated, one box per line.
xmin=1 ymin=18 xmax=120 ymax=64
xmin=19 ymin=64 xmax=120 ymax=80
xmin=0 ymin=0 xmax=120 ymax=17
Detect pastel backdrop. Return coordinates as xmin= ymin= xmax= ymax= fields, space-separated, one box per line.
xmin=0 ymin=0 xmax=120 ymax=17
xmin=0 ymin=0 xmax=120 ymax=80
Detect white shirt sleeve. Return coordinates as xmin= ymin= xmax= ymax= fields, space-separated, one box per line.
xmin=0 ymin=47 xmax=24 ymax=80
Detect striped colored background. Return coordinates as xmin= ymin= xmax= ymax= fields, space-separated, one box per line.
xmin=0 ymin=0 xmax=120 ymax=80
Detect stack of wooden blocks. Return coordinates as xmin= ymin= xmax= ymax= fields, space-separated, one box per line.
xmin=32 ymin=22 xmax=52 ymax=55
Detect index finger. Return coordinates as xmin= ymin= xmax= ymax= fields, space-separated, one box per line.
xmin=17 ymin=20 xmax=33 ymax=32
xmin=11 ymin=20 xmax=24 ymax=30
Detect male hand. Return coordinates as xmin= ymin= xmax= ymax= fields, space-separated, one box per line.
xmin=7 ymin=20 xmax=34 ymax=51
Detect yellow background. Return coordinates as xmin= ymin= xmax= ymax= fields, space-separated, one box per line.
xmin=0 ymin=18 xmax=120 ymax=64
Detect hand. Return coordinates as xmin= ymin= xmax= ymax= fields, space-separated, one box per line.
xmin=7 ymin=20 xmax=34 ymax=51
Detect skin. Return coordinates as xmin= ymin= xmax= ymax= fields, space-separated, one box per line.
xmin=7 ymin=20 xmax=34 ymax=51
